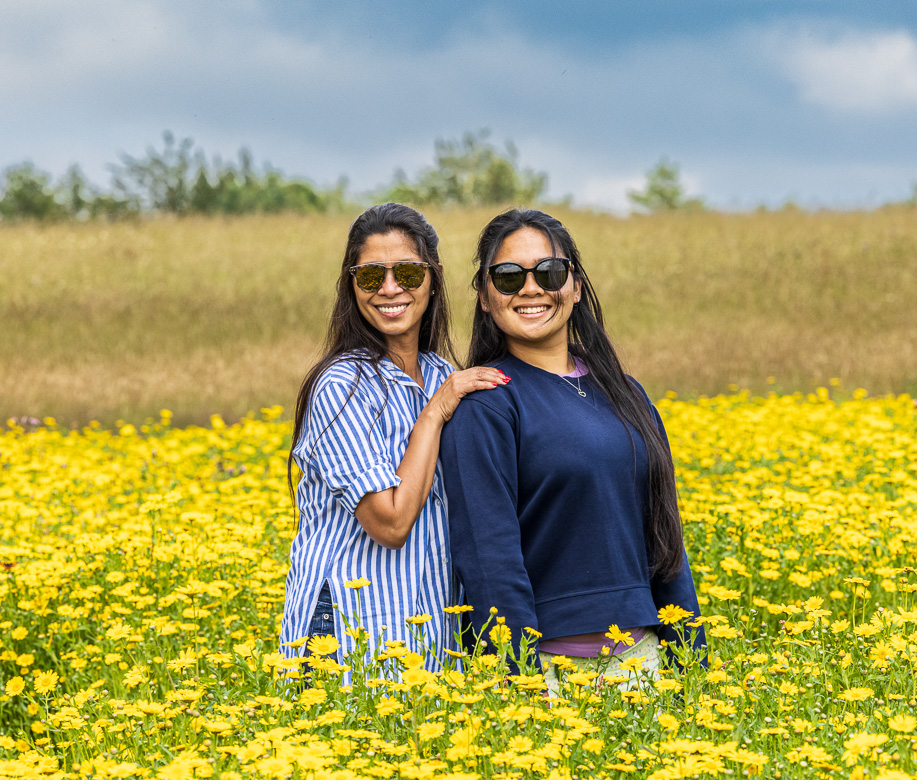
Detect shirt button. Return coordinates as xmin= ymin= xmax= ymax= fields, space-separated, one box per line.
xmin=322 ymin=614 xmax=331 ymax=621
xmin=434 ymin=497 xmax=442 ymax=506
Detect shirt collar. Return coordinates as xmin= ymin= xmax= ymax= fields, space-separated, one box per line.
xmin=378 ymin=351 xmax=451 ymax=389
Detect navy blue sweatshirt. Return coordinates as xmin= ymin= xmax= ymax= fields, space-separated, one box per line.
xmin=439 ymin=353 xmax=705 ymax=666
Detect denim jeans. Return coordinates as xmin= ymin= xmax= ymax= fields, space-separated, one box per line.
xmin=308 ymin=581 xmax=335 ymax=638
xmin=295 ymin=582 xmax=336 ymax=692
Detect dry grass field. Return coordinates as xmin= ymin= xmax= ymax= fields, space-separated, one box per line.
xmin=2 ymin=206 xmax=915 ymax=426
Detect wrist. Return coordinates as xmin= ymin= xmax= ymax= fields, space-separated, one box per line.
xmin=417 ymin=403 xmax=447 ymax=429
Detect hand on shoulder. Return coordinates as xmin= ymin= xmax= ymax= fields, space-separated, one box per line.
xmin=426 ymin=366 xmax=510 ymax=424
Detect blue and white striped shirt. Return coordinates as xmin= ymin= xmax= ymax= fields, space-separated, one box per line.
xmin=280 ymin=350 xmax=459 ymax=670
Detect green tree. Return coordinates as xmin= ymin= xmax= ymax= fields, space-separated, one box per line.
xmin=627 ymin=158 xmax=705 ymax=213
xmin=112 ymin=133 xmax=346 ymax=217
xmin=112 ymin=131 xmax=196 ymax=214
xmin=0 ymin=163 xmax=66 ymax=221
xmin=379 ymin=130 xmax=547 ymax=208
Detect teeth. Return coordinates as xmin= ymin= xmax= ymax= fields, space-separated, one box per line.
xmin=517 ymin=306 xmax=548 ymax=314
xmin=377 ymin=304 xmax=408 ymax=313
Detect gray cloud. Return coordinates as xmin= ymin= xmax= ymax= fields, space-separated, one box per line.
xmin=2 ymin=1 xmax=916 ymax=209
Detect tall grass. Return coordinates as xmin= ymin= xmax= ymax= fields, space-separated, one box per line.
xmin=3 ymin=207 xmax=916 ymax=425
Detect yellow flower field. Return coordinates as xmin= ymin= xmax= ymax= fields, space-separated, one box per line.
xmin=1 ymin=390 xmax=916 ymax=779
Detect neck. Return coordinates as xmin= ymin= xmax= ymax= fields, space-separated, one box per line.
xmin=385 ymin=338 xmax=423 ymax=384
xmin=505 ymin=335 xmax=572 ymax=374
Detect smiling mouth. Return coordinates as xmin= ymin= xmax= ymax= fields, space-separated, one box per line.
xmin=376 ymin=304 xmax=409 ymax=316
xmin=515 ymin=305 xmax=550 ymax=315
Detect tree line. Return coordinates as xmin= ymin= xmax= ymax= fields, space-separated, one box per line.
xmin=0 ymin=128 xmax=712 ymax=222
xmin=0 ymin=130 xmax=553 ymax=222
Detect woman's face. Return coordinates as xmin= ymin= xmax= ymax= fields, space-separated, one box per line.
xmin=481 ymin=227 xmax=581 ymax=353
xmin=352 ymin=231 xmax=433 ymax=350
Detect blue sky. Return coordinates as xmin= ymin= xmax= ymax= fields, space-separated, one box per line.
xmin=3 ymin=0 xmax=917 ymax=210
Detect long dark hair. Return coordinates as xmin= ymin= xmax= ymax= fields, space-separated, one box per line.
xmin=469 ymin=208 xmax=684 ymax=581
xmin=287 ymin=203 xmax=455 ymax=498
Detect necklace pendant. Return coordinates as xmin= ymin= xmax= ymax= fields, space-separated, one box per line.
xmin=577 ymin=389 xmax=587 ymax=397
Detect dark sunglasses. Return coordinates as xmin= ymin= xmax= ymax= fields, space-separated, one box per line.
xmin=350 ymin=262 xmax=430 ymax=292
xmin=487 ymin=257 xmax=571 ymax=295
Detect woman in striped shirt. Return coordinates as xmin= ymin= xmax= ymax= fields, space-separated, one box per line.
xmin=280 ymin=203 xmax=507 ymax=673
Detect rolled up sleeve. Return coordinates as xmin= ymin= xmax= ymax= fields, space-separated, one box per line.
xmin=300 ymin=376 xmax=401 ymax=516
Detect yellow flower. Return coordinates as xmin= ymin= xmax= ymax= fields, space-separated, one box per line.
xmin=658 ymin=713 xmax=680 ymax=731
xmin=405 ymin=613 xmax=432 ymax=625
xmin=708 ymin=625 xmax=741 ymax=639
xmin=443 ymin=648 xmax=467 ymax=659
xmin=306 ymin=635 xmax=341 ymax=657
xmin=375 ymin=698 xmax=403 ymax=716
xmin=5 ymin=677 xmax=25 ymax=696
xmin=567 ymin=671 xmax=597 ymax=686
xmin=489 ymin=623 xmax=512 ymax=645
xmin=706 ymin=585 xmax=742 ymax=601
xmin=202 ymin=720 xmax=234 ymax=735
xmin=401 ymin=652 xmax=424 ymax=669
xmin=106 ymin=623 xmax=133 ymax=641
xmin=33 ymin=670 xmax=59 ymax=695
xmin=606 ymin=625 xmax=635 ymax=647
xmin=298 ymin=688 xmax=327 ymax=707
xmin=11 ymin=627 xmax=28 ymax=641
xmin=444 ymin=604 xmax=473 ymax=614
xmin=282 ymin=636 xmax=309 ymax=649
xmin=123 ymin=667 xmax=146 ymax=688
xmin=417 ymin=722 xmax=445 ymax=741
xmin=842 ymin=732 xmax=887 ymax=766
xmin=838 ymin=687 xmax=874 ymax=702
xmin=706 ymin=668 xmax=728 ymax=684
xmin=888 ymin=714 xmax=917 ymax=733
xmin=344 ymin=577 xmax=370 ymax=590
xmin=619 ymin=655 xmax=646 ymax=673
xmin=657 ymin=605 xmax=693 ymax=625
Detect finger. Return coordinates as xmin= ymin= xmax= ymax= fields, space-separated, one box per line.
xmin=467 ymin=377 xmax=506 ymax=390
xmin=473 ymin=367 xmax=510 ymax=384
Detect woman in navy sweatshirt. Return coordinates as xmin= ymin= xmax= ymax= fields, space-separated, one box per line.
xmin=439 ymin=208 xmax=705 ymax=683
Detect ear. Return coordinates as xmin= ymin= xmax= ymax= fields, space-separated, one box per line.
xmin=573 ymin=278 xmax=582 ymax=304
xmin=479 ymin=291 xmax=490 ymax=313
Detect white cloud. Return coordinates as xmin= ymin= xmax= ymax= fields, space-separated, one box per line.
xmin=578 ymin=174 xmax=644 ymax=212
xmin=781 ymin=29 xmax=917 ymax=113
xmin=2 ymin=3 xmax=916 ymax=209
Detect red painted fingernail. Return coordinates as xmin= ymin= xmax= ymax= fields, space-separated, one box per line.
xmin=492 ymin=382 xmax=499 ymax=387
xmin=503 ymin=376 xmax=511 ymax=382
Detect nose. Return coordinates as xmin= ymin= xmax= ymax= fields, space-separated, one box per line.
xmin=377 ymin=267 xmax=404 ymax=296
xmin=518 ymin=267 xmax=545 ymax=295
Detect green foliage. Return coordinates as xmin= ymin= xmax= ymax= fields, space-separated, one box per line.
xmin=0 ymin=163 xmax=66 ymax=221
xmin=112 ymin=132 xmax=349 ymax=216
xmin=628 ymin=157 xmax=705 ymax=213
xmin=0 ymin=132 xmax=348 ymax=222
xmin=0 ymin=129 xmax=547 ymax=222
xmin=379 ymin=130 xmax=547 ymax=208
